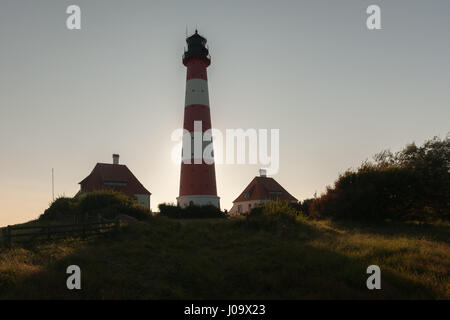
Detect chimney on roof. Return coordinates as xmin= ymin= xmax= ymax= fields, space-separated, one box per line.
xmin=259 ymin=169 xmax=267 ymax=177
xmin=113 ymin=154 xmax=120 ymax=165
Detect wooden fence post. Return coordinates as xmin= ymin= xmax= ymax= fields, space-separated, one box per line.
xmin=115 ymin=219 xmax=120 ymax=233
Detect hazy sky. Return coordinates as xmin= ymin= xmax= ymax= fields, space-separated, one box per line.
xmin=1 ymin=0 xmax=449 ymax=226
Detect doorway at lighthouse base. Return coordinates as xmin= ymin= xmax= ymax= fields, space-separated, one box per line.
xmin=177 ymin=195 xmax=220 ymax=208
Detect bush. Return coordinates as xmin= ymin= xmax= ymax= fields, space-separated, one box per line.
xmin=40 ymin=190 xmax=151 ymax=222
xmin=296 ymin=199 xmax=315 ymax=217
xmin=40 ymin=197 xmax=78 ymax=221
xmin=158 ymin=203 xmax=226 ymax=219
xmin=77 ymin=191 xmax=150 ymax=221
xmin=307 ymin=136 xmax=450 ymax=221
xmin=244 ymin=201 xmax=302 ymax=232
xmin=158 ymin=203 xmax=183 ymax=218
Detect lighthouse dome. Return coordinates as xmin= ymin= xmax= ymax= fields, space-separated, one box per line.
xmin=183 ymin=29 xmax=210 ymax=64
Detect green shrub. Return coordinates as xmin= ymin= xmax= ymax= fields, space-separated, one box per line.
xmin=40 ymin=197 xmax=79 ymax=221
xmin=244 ymin=201 xmax=301 ymax=232
xmin=308 ymin=136 xmax=450 ymax=221
xmin=77 ymin=191 xmax=150 ymax=221
xmin=158 ymin=203 xmax=226 ymax=219
xmin=40 ymin=191 xmax=151 ymax=222
xmin=158 ymin=203 xmax=183 ymax=219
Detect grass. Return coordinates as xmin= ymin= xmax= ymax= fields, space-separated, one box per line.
xmin=0 ymin=215 xmax=449 ymax=299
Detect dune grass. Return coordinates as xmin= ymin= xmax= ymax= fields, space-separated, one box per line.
xmin=0 ymin=216 xmax=448 ymax=299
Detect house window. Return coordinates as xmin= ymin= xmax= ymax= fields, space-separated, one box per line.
xmin=248 ymin=204 xmax=252 ymax=209
xmin=237 ymin=205 xmax=242 ymax=213
xmin=104 ymin=181 xmax=127 ymax=187
xmin=269 ymin=191 xmax=283 ymax=195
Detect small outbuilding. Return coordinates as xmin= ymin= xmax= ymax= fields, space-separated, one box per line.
xmin=77 ymin=154 xmax=151 ymax=209
xmin=229 ymin=169 xmax=298 ymax=215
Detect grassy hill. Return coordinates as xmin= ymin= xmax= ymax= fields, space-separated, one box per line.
xmin=0 ymin=213 xmax=448 ymax=299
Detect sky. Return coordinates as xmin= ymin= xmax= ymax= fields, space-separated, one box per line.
xmin=0 ymin=0 xmax=449 ymax=227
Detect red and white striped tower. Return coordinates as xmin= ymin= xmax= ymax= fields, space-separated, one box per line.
xmin=177 ymin=30 xmax=220 ymax=208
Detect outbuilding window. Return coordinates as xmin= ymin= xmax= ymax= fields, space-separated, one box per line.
xmin=104 ymin=181 xmax=127 ymax=187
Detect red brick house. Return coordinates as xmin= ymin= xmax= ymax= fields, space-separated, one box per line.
xmin=229 ymin=170 xmax=298 ymax=215
xmin=77 ymin=154 xmax=151 ymax=209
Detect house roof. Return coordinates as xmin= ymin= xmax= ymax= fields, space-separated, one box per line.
xmin=79 ymin=163 xmax=151 ymax=197
xmin=233 ymin=176 xmax=298 ymax=203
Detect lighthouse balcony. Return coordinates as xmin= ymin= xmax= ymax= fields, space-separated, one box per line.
xmin=183 ymin=51 xmax=211 ymax=63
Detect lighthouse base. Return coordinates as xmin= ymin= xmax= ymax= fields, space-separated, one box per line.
xmin=177 ymin=195 xmax=220 ymax=209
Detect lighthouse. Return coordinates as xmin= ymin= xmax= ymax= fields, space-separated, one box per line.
xmin=177 ymin=30 xmax=220 ymax=208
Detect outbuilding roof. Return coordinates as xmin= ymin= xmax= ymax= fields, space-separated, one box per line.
xmin=233 ymin=176 xmax=297 ymax=203
xmin=79 ymin=163 xmax=151 ymax=197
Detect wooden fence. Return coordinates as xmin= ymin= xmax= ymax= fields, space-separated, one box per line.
xmin=1 ymin=219 xmax=120 ymax=248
